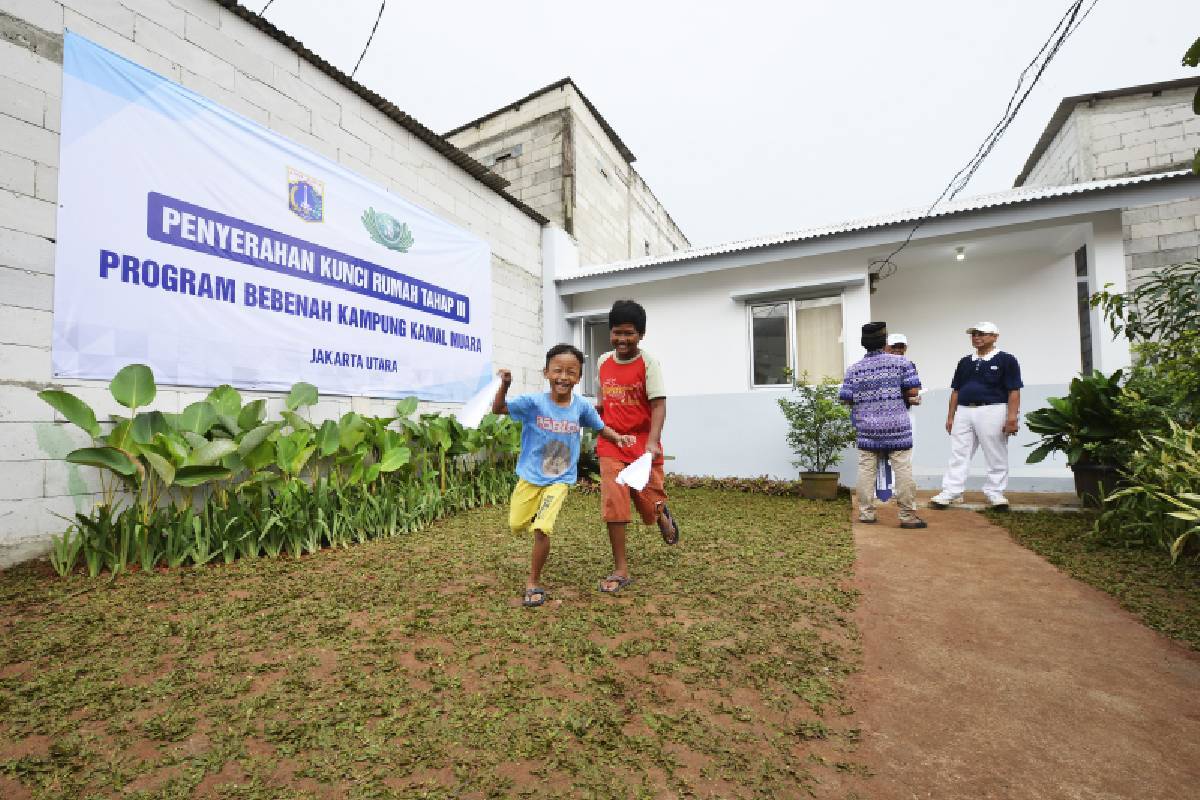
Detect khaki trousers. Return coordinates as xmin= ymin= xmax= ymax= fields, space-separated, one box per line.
xmin=857 ymin=448 xmax=918 ymax=522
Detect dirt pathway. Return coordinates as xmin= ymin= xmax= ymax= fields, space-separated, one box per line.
xmin=847 ymin=504 xmax=1200 ymax=800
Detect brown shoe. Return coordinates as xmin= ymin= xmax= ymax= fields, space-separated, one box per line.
xmin=899 ymin=518 xmax=928 ymax=529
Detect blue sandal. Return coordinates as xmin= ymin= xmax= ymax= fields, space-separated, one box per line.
xmin=522 ymin=586 xmax=547 ymax=607
xmin=599 ymin=574 xmax=634 ymax=594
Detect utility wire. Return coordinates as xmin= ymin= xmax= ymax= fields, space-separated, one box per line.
xmin=351 ymin=0 xmax=387 ymax=79
xmin=259 ymin=0 xmax=387 ymax=82
xmin=869 ymin=0 xmax=1100 ymax=281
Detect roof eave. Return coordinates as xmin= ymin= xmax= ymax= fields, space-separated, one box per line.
xmin=558 ymin=172 xmax=1200 ymax=295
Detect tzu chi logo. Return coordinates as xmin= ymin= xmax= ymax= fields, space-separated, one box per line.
xmin=287 ymin=167 xmax=324 ymax=222
xmin=362 ymin=207 xmax=415 ymax=253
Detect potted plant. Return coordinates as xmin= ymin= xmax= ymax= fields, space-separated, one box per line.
xmin=1024 ymin=369 xmax=1126 ymax=507
xmin=777 ymin=373 xmax=856 ymax=500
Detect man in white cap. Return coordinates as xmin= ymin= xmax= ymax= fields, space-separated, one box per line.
xmin=929 ymin=322 xmax=1023 ymax=510
xmin=884 ymin=334 xmax=919 ymax=406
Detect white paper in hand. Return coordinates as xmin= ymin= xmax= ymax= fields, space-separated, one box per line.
xmin=454 ymin=376 xmax=501 ymax=429
xmin=615 ymin=452 xmax=653 ymax=491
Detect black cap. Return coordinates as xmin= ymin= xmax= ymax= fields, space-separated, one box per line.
xmin=861 ymin=321 xmax=887 ymax=351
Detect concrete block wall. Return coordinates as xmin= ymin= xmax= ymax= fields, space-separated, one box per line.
xmin=1021 ymin=83 xmax=1200 ymax=290
xmin=1086 ymin=87 xmax=1199 ymax=179
xmin=1022 ymin=114 xmax=1085 ymax=187
xmin=566 ymin=87 xmax=688 ymax=266
xmin=0 ymin=0 xmax=546 ymax=565
xmin=448 ymin=82 xmax=689 ymax=269
xmin=1025 ymin=85 xmax=1199 ymax=188
xmin=446 ymin=104 xmax=569 ymax=230
xmin=1122 ymin=197 xmax=1200 ymax=283
xmin=572 ymin=115 xmax=635 ymax=265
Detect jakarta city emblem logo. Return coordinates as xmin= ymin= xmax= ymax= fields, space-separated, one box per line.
xmin=287 ymin=167 xmax=324 ymax=222
xmin=362 ymin=207 xmax=414 ymax=253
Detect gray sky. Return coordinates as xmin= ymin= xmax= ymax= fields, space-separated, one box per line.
xmin=265 ymin=0 xmax=1198 ymax=247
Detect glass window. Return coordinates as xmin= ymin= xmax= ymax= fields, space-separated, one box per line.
xmin=1075 ymin=246 xmax=1093 ymax=374
xmin=582 ymin=318 xmax=610 ymax=396
xmin=794 ymin=296 xmax=844 ymax=381
xmin=748 ymin=295 xmax=845 ymax=387
xmin=751 ymin=303 xmax=790 ymax=385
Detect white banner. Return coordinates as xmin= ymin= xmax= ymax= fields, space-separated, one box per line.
xmin=53 ymin=33 xmax=493 ymax=402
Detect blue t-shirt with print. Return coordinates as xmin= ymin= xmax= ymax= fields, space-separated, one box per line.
xmin=507 ymin=393 xmax=605 ymax=486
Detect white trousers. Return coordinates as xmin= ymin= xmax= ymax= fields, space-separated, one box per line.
xmin=941 ymin=403 xmax=1010 ymax=497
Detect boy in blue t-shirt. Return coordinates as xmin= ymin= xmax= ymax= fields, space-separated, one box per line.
xmin=492 ymin=344 xmax=634 ymax=607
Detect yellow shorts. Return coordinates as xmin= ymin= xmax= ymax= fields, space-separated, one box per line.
xmin=509 ymin=479 xmax=570 ymax=536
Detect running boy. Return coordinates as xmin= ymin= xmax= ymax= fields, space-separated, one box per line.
xmin=493 ymin=344 xmax=634 ymax=607
xmin=595 ymin=300 xmax=680 ymax=595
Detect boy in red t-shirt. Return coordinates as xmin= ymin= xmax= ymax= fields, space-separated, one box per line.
xmin=595 ymin=300 xmax=680 ymax=594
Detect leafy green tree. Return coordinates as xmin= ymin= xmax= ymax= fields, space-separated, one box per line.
xmin=1186 ymin=35 xmax=1200 ymax=172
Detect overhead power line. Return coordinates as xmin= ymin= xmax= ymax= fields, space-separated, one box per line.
xmin=351 ymin=1 xmax=387 ymax=79
xmin=869 ymin=0 xmax=1101 ymax=281
xmin=258 ymin=0 xmax=387 ymax=82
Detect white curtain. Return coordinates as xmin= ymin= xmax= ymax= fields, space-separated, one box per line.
xmin=795 ymin=297 xmax=843 ymax=381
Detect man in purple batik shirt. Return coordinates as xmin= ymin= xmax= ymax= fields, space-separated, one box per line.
xmin=839 ymin=322 xmax=927 ymax=528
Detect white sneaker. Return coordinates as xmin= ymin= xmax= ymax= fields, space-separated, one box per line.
xmin=986 ymin=494 xmax=1010 ymax=509
xmin=928 ymin=492 xmax=962 ymax=509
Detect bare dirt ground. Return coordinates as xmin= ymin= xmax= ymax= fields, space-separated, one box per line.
xmin=845 ymin=502 xmax=1200 ymax=800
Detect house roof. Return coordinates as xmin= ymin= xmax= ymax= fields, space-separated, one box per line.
xmin=1013 ymin=75 xmax=1200 ymax=188
xmin=444 ymin=77 xmax=638 ymax=164
xmin=557 ymin=170 xmax=1198 ymax=283
xmin=217 ymin=1 xmax=548 ymax=224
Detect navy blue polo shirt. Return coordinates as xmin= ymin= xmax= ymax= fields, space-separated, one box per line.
xmin=951 ymin=351 xmax=1023 ymax=405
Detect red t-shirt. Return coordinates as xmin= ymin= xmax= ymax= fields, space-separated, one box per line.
xmin=595 ymin=350 xmax=666 ymax=464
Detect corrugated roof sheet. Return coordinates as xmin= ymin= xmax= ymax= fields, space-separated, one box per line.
xmin=557 ymin=170 xmax=1195 ymax=281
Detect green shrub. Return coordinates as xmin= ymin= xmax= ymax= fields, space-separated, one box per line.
xmin=41 ymin=365 xmax=520 ymax=577
xmin=1083 ymin=261 xmax=1200 ymax=560
xmin=1024 ymin=369 xmax=1127 ymax=465
xmin=1096 ymin=422 xmax=1200 ymax=561
xmin=1117 ymin=332 xmax=1200 ymax=433
xmin=777 ymin=374 xmax=855 ymax=474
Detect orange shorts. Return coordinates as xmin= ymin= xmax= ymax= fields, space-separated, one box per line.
xmin=599 ymin=456 xmax=667 ymax=524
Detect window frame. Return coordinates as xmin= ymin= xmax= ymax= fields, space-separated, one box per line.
xmin=1074 ymin=245 xmax=1094 ymax=375
xmin=570 ymin=315 xmax=610 ymax=399
xmin=746 ymin=293 xmax=844 ymax=390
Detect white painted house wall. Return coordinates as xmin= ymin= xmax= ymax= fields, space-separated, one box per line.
xmin=873 ymin=241 xmax=1084 ymax=490
xmin=566 ymin=252 xmax=872 ymax=396
xmin=872 ymin=251 xmax=1082 ymax=390
xmin=561 ymin=207 xmax=1138 ymax=491
xmin=0 ymin=0 xmax=546 ymax=564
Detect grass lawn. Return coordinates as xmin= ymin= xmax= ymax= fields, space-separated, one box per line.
xmin=0 ymin=488 xmax=863 ymax=799
xmin=985 ymin=510 xmax=1200 ymax=651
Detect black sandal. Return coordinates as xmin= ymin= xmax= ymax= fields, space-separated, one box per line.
xmin=658 ymin=503 xmax=680 ymax=545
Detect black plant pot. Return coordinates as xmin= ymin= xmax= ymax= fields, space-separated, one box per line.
xmin=1071 ymin=461 xmax=1121 ymax=508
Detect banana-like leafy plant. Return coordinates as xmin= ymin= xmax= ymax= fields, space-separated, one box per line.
xmin=40 ymin=365 xmax=520 ymax=577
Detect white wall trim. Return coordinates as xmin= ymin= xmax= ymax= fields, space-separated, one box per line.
xmin=730 ymin=274 xmax=864 ymax=303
